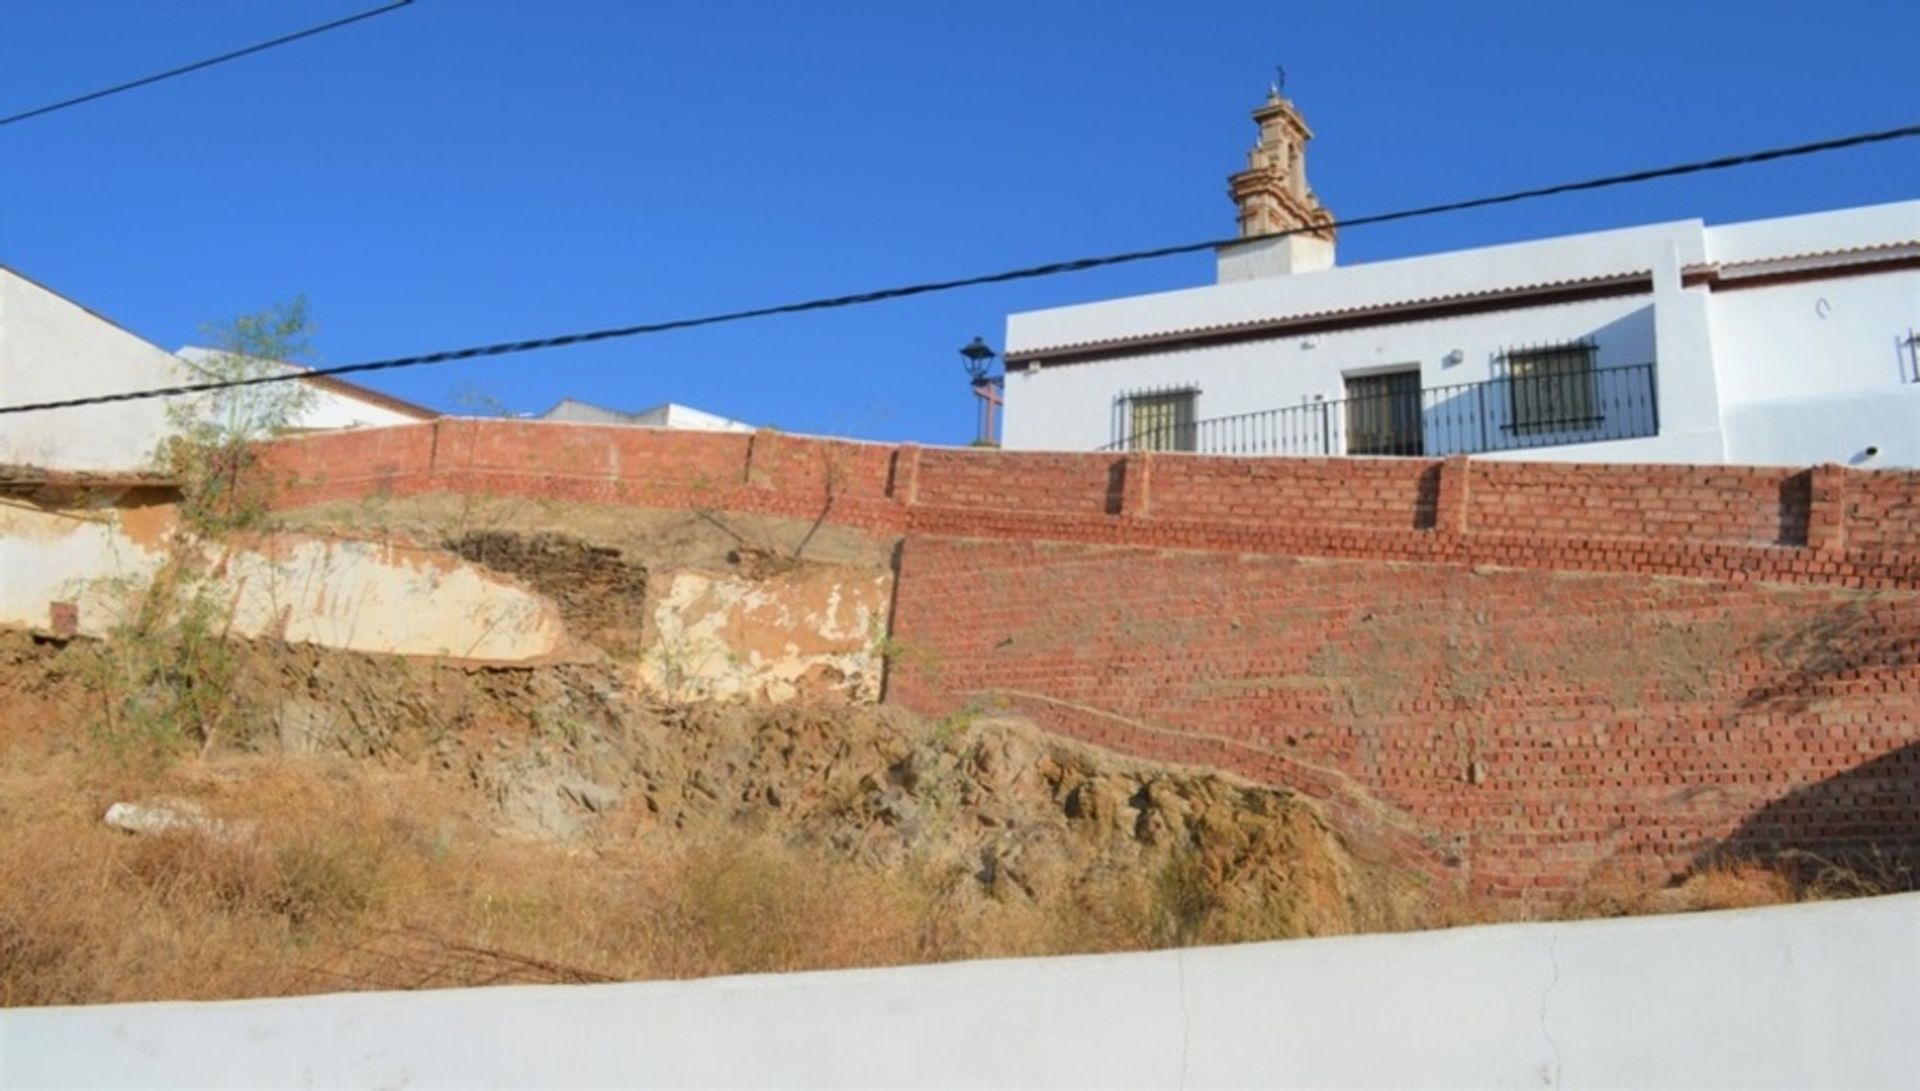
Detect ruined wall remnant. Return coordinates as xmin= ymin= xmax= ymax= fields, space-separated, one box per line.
xmin=0 ymin=495 xmax=565 ymax=662
xmin=637 ymin=564 xmax=891 ymax=704
xmin=444 ymin=531 xmax=651 ymax=657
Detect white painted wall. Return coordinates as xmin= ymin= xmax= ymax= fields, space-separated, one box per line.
xmin=0 ymin=267 xmax=188 ymax=471
xmin=4 ymin=894 xmax=1914 ymax=1089
xmin=175 ymin=346 xmax=430 ymax=431
xmin=0 ymin=270 xmax=432 ymax=474
xmin=1706 ymin=276 xmax=1919 ymax=407
xmin=1722 ymin=384 xmax=1920 ymax=468
xmin=1007 ymin=220 xmax=1699 ymax=357
xmin=1003 ymin=202 xmax=1920 ymax=468
xmin=1704 ymin=201 xmax=1920 ymax=266
xmin=1003 ymin=294 xmax=1670 ymax=457
xmin=540 ymin=398 xmax=754 ymax=432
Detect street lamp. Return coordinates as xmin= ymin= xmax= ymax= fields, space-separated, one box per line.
xmin=958 ymin=336 xmax=1003 ymax=446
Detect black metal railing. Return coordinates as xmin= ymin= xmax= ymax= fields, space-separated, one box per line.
xmin=1102 ymin=363 xmax=1659 ymax=457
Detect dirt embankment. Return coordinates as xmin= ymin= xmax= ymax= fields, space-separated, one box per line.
xmin=0 ymin=627 xmax=1432 ymax=1007
xmin=0 ymin=501 xmax=1828 ymax=1008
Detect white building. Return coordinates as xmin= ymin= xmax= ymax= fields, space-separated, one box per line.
xmin=1001 ymin=91 xmax=1920 ymax=468
xmin=0 ymin=265 xmax=436 ymax=473
xmin=175 ymin=346 xmax=436 ymax=435
xmin=538 ymin=398 xmax=754 ymax=432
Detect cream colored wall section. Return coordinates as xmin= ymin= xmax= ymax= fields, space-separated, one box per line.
xmin=638 ymin=566 xmax=890 ymax=703
xmin=0 ymin=499 xmax=565 ymax=662
xmin=0 ymin=498 xmax=172 ymax=634
xmin=215 ymin=536 xmax=565 ymax=660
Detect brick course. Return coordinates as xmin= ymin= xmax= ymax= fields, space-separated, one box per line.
xmin=256 ymin=421 xmax=1920 ymax=899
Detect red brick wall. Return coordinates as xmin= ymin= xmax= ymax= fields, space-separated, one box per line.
xmin=1465 ymin=462 xmax=1802 ymax=545
xmin=261 ymin=420 xmax=911 ymax=534
xmin=1847 ymin=471 xmax=1920 ymax=554
xmin=255 ymin=421 xmax=1920 ymax=900
xmin=884 ymin=537 xmax=1920 ymax=897
xmin=1148 ymin=454 xmax=1437 ymax=531
xmin=913 ymin=448 xmax=1125 ymax=516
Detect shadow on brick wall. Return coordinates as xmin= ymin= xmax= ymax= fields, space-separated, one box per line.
xmin=1775 ymin=470 xmax=1812 ymax=546
xmin=1105 ymin=460 xmax=1126 ymax=516
xmin=1413 ymin=463 xmax=1440 ymax=530
xmin=1695 ymin=739 xmax=1920 ymax=893
xmin=1741 ymin=598 xmax=1920 ymax=714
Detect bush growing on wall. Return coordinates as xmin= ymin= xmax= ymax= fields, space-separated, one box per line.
xmin=159 ymin=297 xmax=319 ymax=532
xmin=85 ymin=299 xmax=321 ymax=763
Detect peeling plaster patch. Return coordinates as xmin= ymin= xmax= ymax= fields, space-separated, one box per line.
xmin=637 ymin=566 xmax=891 ymax=704
xmin=0 ymin=502 xmax=565 ymax=662
xmin=218 ymin=536 xmax=566 ymax=661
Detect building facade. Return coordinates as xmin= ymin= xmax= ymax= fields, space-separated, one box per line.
xmin=1000 ymin=91 xmax=1920 ymax=468
xmin=0 ymin=266 xmax=436 ymax=473
xmin=537 ymin=398 xmax=754 ymax=432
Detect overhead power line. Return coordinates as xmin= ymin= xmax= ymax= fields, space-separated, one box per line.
xmin=3 ymin=117 xmax=1918 ymax=417
xmin=0 ymin=0 xmax=414 ymax=129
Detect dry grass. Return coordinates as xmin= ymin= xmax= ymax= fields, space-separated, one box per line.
xmin=0 ymin=746 xmax=1367 ymax=1007
xmin=0 ymin=626 xmax=1893 ymax=1010
xmin=3 ymin=743 xmax=1891 ymax=1008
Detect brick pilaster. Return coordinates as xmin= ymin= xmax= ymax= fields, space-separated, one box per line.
xmin=1807 ymin=463 xmax=1849 ymax=553
xmin=890 ymin=444 xmax=922 ymax=505
xmin=1435 ymin=455 xmax=1471 ymax=537
xmin=743 ymin=429 xmax=772 ymax=488
xmin=1120 ymin=451 xmax=1153 ymax=517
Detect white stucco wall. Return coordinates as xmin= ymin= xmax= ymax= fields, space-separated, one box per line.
xmin=1705 ymin=273 xmax=1920 ymax=406
xmin=1007 ymin=220 xmax=1701 ymax=358
xmin=0 ymin=267 xmax=188 ymax=472
xmin=1003 ymin=294 xmax=1676 ymax=458
xmin=174 ymin=346 xmax=431 ymax=431
xmin=4 ymin=894 xmax=1915 ymax=1089
xmin=1704 ymin=200 xmax=1920 ymax=266
xmin=1722 ymin=384 xmax=1920 ymax=468
xmin=539 ymin=399 xmax=754 ymax=431
xmin=0 ymin=273 xmax=432 ymax=474
xmin=1002 ymin=202 xmax=1920 ymax=468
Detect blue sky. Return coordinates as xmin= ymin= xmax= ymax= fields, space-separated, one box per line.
xmin=3 ymin=1 xmax=1916 ymax=444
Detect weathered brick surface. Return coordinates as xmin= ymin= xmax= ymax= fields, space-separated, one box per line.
xmin=1149 ymin=454 xmax=1438 ymax=531
xmin=886 ymin=538 xmax=1920 ymax=897
xmin=1466 ymin=462 xmax=1803 ymax=546
xmin=1848 ymin=471 xmax=1920 ymax=554
xmin=256 ymin=422 xmax=1920 ymax=901
xmin=914 ymin=448 xmax=1125 ymax=516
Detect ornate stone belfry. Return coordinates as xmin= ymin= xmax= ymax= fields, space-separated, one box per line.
xmin=1219 ymin=80 xmax=1336 ymax=280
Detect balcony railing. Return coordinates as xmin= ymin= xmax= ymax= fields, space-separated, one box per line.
xmin=1102 ymin=363 xmax=1659 ymax=457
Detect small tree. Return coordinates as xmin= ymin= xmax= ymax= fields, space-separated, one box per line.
xmin=161 ymin=297 xmax=320 ymax=531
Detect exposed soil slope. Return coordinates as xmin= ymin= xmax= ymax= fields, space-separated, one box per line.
xmin=0 ymin=630 xmax=1431 ymax=1006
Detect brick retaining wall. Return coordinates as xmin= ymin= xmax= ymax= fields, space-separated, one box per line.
xmin=257 ymin=421 xmax=1920 ymax=897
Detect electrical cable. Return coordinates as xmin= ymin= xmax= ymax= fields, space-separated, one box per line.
xmin=3 ymin=117 xmax=1916 ymax=416
xmin=0 ymin=1 xmax=414 ymax=129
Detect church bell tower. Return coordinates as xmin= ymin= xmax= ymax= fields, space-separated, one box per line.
xmin=1219 ymin=74 xmax=1336 ymax=281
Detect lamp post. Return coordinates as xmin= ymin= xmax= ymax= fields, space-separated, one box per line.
xmin=959 ymin=336 xmax=1003 ymax=446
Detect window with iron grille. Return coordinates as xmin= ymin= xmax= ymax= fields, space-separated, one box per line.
xmin=1344 ymin=369 xmax=1423 ymax=456
xmin=1505 ymin=342 xmax=1600 ymax=434
xmin=1126 ymin=390 xmax=1197 ymax=451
